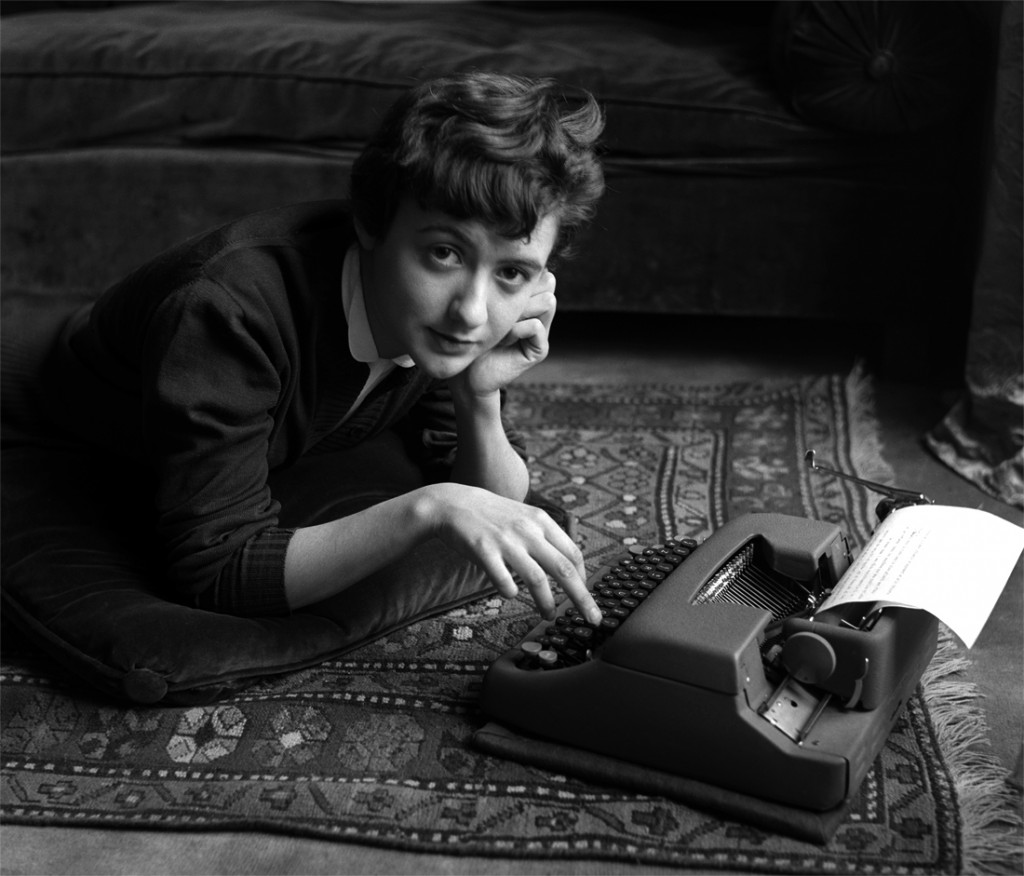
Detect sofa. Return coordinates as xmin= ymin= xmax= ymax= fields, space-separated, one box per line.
xmin=1 ymin=0 xmax=997 ymax=387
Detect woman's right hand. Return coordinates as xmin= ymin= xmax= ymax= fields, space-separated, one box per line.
xmin=417 ymin=482 xmax=602 ymax=625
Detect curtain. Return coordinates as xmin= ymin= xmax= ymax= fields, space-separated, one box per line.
xmin=927 ymin=1 xmax=1023 ymax=508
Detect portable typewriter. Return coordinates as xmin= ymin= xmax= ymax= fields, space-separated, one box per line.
xmin=479 ymin=459 xmax=938 ymax=813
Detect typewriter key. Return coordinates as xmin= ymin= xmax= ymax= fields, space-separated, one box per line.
xmin=561 ymin=645 xmax=585 ymax=662
xmin=518 ymin=640 xmax=543 ymax=668
xmin=538 ymin=649 xmax=558 ymax=669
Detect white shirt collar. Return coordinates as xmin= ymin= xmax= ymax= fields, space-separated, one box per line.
xmin=341 ymin=244 xmax=414 ymax=368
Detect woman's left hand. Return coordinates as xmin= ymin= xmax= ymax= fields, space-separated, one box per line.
xmin=451 ymin=271 xmax=557 ymax=399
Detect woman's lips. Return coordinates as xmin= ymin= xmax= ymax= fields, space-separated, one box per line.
xmin=428 ymin=328 xmax=478 ymax=353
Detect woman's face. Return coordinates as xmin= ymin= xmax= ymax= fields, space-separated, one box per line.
xmin=357 ymin=198 xmax=559 ymax=381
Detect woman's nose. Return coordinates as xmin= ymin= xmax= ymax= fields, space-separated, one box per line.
xmin=448 ymin=272 xmax=489 ymax=328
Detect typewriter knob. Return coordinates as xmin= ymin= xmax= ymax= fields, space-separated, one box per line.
xmin=782 ymin=632 xmax=837 ymax=686
xmin=877 ymin=496 xmax=930 ymax=521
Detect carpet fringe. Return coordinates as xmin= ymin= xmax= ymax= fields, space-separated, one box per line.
xmin=847 ymin=363 xmax=1023 ymax=872
xmin=922 ymin=628 xmax=1024 ymax=874
xmin=844 ymin=360 xmax=898 ymax=490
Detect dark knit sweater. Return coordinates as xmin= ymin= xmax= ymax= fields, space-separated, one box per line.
xmin=42 ymin=200 xmax=524 ymax=616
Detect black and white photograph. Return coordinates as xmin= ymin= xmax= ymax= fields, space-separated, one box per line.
xmin=1 ymin=1 xmax=1021 ymax=873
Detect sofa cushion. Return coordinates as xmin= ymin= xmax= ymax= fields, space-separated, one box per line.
xmin=0 ymin=0 xmax=804 ymax=161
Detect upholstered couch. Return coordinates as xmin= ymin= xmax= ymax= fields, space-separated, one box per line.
xmin=2 ymin=0 xmax=996 ymax=383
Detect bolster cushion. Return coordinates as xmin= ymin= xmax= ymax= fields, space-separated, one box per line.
xmin=0 ymin=437 xmax=507 ymax=705
xmin=772 ymin=0 xmax=983 ymax=133
xmin=0 ymin=301 xmax=567 ymax=705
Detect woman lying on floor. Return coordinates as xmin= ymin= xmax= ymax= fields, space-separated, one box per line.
xmin=4 ymin=72 xmax=606 ymax=702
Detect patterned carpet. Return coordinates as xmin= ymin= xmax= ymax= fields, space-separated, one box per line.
xmin=2 ymin=371 xmax=1020 ymax=873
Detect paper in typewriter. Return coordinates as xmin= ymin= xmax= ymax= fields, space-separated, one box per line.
xmin=817 ymin=504 xmax=1024 ymax=648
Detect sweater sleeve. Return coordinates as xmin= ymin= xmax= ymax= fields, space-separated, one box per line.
xmin=143 ymin=281 xmax=293 ymax=616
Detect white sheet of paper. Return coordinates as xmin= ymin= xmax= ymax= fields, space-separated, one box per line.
xmin=816 ymin=504 xmax=1024 ymax=648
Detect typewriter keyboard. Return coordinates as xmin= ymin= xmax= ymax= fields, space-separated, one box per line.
xmin=516 ymin=538 xmax=698 ymax=670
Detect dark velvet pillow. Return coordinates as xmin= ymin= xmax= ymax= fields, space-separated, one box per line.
xmin=772 ymin=0 xmax=984 ymax=134
xmin=0 ymin=438 xmax=518 ymax=705
xmin=0 ymin=300 xmax=563 ymax=706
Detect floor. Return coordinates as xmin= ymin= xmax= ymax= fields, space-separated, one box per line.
xmin=3 ymin=312 xmax=1021 ymax=874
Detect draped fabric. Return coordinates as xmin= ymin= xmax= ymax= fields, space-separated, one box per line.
xmin=927 ymin=2 xmax=1023 ymax=508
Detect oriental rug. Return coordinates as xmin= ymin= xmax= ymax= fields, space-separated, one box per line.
xmin=2 ymin=370 xmax=1021 ymax=873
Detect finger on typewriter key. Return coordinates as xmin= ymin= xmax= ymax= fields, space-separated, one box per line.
xmin=529 ymin=521 xmax=602 ymax=625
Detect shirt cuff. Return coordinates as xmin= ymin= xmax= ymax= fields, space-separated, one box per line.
xmin=198 ymin=527 xmax=295 ymax=617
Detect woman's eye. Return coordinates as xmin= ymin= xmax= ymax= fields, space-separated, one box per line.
xmin=497 ymin=267 xmax=527 ymax=286
xmin=428 ymin=245 xmax=460 ymax=266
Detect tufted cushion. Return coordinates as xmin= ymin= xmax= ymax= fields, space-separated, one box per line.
xmin=772 ymin=0 xmax=984 ymax=134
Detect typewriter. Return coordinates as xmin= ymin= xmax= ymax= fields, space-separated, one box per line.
xmin=480 ymin=461 xmax=938 ymax=813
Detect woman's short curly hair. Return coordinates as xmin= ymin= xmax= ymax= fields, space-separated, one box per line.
xmin=350 ymin=72 xmax=605 ymax=263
